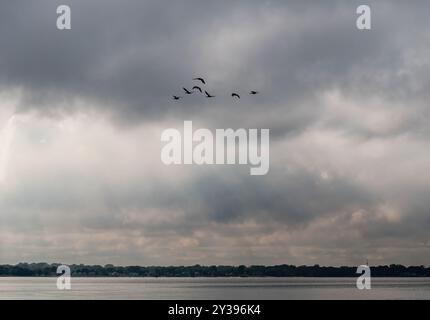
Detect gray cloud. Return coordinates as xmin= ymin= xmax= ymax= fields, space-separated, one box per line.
xmin=1 ymin=0 xmax=430 ymax=266
xmin=1 ymin=0 xmax=428 ymax=130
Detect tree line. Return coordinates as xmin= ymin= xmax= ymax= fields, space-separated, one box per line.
xmin=1 ymin=263 xmax=430 ymax=277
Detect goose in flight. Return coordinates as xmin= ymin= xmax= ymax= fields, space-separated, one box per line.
xmin=173 ymin=95 xmax=182 ymax=100
xmin=232 ymin=93 xmax=241 ymax=99
xmin=205 ymin=91 xmax=215 ymax=98
xmin=192 ymin=86 xmax=203 ymax=93
xmin=193 ymin=77 xmax=206 ymax=85
xmin=183 ymin=87 xmax=193 ymax=95
xmin=250 ymin=91 xmax=259 ymax=95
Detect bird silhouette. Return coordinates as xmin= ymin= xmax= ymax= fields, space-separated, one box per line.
xmin=205 ymin=91 xmax=215 ymax=98
xmin=250 ymin=91 xmax=259 ymax=95
xmin=192 ymin=86 xmax=203 ymax=93
xmin=173 ymin=95 xmax=182 ymax=100
xmin=183 ymin=87 xmax=193 ymax=94
xmin=232 ymin=93 xmax=240 ymax=99
xmin=193 ymin=78 xmax=206 ymax=85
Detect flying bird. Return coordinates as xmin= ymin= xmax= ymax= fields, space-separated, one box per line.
xmin=231 ymin=93 xmax=240 ymax=99
xmin=183 ymin=87 xmax=193 ymax=94
xmin=173 ymin=95 xmax=182 ymax=100
xmin=250 ymin=91 xmax=259 ymax=95
xmin=192 ymin=86 xmax=203 ymax=93
xmin=205 ymin=91 xmax=215 ymax=98
xmin=193 ymin=78 xmax=206 ymax=85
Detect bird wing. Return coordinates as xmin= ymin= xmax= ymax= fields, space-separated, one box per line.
xmin=194 ymin=78 xmax=206 ymax=84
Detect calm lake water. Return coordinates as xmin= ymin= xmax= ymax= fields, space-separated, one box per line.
xmin=1 ymin=277 xmax=430 ymax=300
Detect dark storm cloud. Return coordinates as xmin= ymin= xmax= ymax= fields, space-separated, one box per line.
xmin=0 ymin=0 xmax=429 ymax=133
xmin=1 ymin=0 xmax=274 ymax=121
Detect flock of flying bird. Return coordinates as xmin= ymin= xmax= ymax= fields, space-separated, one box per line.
xmin=173 ymin=77 xmax=259 ymax=100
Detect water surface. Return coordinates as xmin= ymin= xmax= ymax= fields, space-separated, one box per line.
xmin=1 ymin=277 xmax=430 ymax=300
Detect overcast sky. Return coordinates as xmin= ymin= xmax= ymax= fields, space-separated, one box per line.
xmin=1 ymin=0 xmax=430 ymax=266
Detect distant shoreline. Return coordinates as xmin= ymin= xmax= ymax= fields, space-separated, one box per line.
xmin=1 ymin=263 xmax=430 ymax=277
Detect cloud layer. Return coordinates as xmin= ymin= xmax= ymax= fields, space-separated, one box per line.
xmin=1 ymin=0 xmax=430 ymax=266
